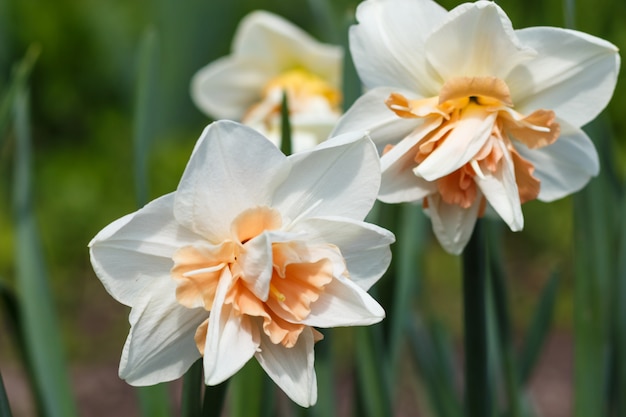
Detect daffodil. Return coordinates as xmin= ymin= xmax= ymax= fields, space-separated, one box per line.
xmin=191 ymin=11 xmax=343 ymax=153
xmin=333 ymin=0 xmax=620 ymax=254
xmin=89 ymin=121 xmax=393 ymax=407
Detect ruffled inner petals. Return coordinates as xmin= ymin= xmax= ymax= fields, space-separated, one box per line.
xmin=172 ymin=205 xmax=345 ymax=352
xmin=172 ymin=242 xmax=237 ymax=309
xmin=383 ymin=76 xmax=559 ymax=212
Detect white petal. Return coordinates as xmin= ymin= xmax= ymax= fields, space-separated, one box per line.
xmin=89 ymin=193 xmax=202 ymax=306
xmin=289 ymin=216 xmax=395 ymax=290
xmin=119 ymin=277 xmax=206 ymax=385
xmin=331 ymin=87 xmax=421 ymax=154
xmin=350 ymin=0 xmax=446 ymax=94
xmin=191 ymin=56 xmax=272 ymax=120
xmin=508 ymin=26 xmax=619 ymax=127
xmin=475 ymin=141 xmax=523 ymax=231
xmin=204 ymin=268 xmax=260 ymax=385
xmin=379 ymin=116 xmax=441 ymax=203
xmin=174 ymin=121 xmax=290 ymax=241
xmin=514 ymin=119 xmax=599 ymax=202
xmin=232 ymin=11 xmax=342 ymax=87
xmin=239 ymin=230 xmax=299 ymax=300
xmin=425 ymin=1 xmax=535 ymax=80
xmin=415 ymin=104 xmax=497 ymax=181
xmin=272 ymin=131 xmax=381 ymax=222
xmin=379 ymin=167 xmax=437 ymax=204
xmin=303 ymin=275 xmax=385 ymax=327
xmin=426 ymin=193 xmax=481 ymax=255
xmin=255 ymin=326 xmax=317 ymax=407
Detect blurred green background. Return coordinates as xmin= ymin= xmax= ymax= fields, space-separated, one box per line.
xmin=0 ymin=0 xmax=624 ymax=415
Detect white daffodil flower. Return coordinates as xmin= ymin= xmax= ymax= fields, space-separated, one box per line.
xmin=89 ymin=121 xmax=393 ymax=407
xmin=333 ymin=0 xmax=620 ymax=254
xmin=191 ymin=11 xmax=343 ymax=153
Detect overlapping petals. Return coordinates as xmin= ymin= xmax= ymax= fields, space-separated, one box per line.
xmin=89 ymin=121 xmax=394 ymax=407
xmin=191 ymin=11 xmax=343 ymax=152
xmin=333 ymin=0 xmax=619 ymax=254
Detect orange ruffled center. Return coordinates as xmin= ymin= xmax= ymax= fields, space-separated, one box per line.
xmin=242 ymin=68 xmax=342 ymax=130
xmin=171 ymin=206 xmax=336 ymax=352
xmin=385 ymin=76 xmax=560 ymax=210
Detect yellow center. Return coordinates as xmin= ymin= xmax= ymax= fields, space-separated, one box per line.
xmin=242 ymin=68 xmax=342 ymax=129
xmin=171 ymin=206 xmax=335 ymax=351
xmin=385 ymin=76 xmax=560 ymax=211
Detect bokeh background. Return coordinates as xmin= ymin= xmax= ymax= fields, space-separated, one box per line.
xmin=0 ymin=0 xmax=624 ymax=415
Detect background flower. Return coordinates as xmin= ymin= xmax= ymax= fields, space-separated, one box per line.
xmin=89 ymin=121 xmax=393 ymax=407
xmin=332 ymin=0 xmax=619 ymax=254
xmin=191 ymin=11 xmax=343 ymax=152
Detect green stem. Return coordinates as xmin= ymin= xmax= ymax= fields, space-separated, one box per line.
xmin=201 ymin=381 xmax=228 ymax=417
xmin=280 ymin=91 xmax=292 ymax=156
xmin=462 ymin=220 xmax=491 ymax=417
xmin=181 ymin=359 xmax=203 ymax=417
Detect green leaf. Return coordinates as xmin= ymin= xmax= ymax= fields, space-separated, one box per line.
xmin=133 ymin=27 xmax=159 ymax=207
xmin=354 ymin=325 xmax=393 ymax=417
xmin=0 ymin=368 xmax=13 ymax=417
xmin=0 ymin=45 xmax=40 ymax=152
xmin=615 ymin=189 xmax=626 ymax=415
xmin=136 ymin=385 xmax=171 ymax=417
xmin=407 ymin=317 xmax=462 ymax=417
xmin=12 ymin=68 xmax=77 ymax=417
xmin=339 ymin=13 xmax=361 ymax=111
xmin=486 ymin=221 xmax=522 ymax=417
xmin=228 ymin=360 xmax=272 ymax=417
xmin=518 ymin=272 xmax=560 ymax=385
xmin=388 ymin=204 xmax=428 ymax=379
xmin=309 ymin=330 xmax=336 ymax=417
xmin=572 ymin=118 xmax=617 ymax=417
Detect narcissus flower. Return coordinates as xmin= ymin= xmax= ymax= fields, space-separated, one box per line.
xmin=89 ymin=121 xmax=393 ymax=407
xmin=191 ymin=11 xmax=343 ymax=153
xmin=333 ymin=0 xmax=620 ymax=254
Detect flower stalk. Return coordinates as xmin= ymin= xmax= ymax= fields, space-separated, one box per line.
xmin=462 ymin=220 xmax=491 ymax=417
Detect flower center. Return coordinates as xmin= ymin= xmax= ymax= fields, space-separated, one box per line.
xmin=171 ymin=206 xmax=337 ymax=351
xmin=242 ymin=68 xmax=342 ymax=129
xmin=385 ymin=76 xmax=560 ymax=211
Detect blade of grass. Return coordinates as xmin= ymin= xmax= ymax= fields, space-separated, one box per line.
xmin=407 ymin=316 xmax=463 ymax=417
xmin=131 ymin=27 xmax=171 ymax=417
xmin=462 ymin=219 xmax=491 ymax=417
xmin=389 ymin=204 xmax=427 ymax=379
xmin=306 ymin=0 xmax=340 ymax=43
xmin=518 ymin=272 xmax=560 ymax=385
xmin=0 ymin=281 xmax=25 ymax=417
xmin=0 ymin=368 xmax=13 ymax=417
xmin=355 ymin=325 xmax=393 ymax=417
xmin=228 ymin=360 xmax=271 ymax=417
xmin=572 ymin=118 xmax=616 ymax=417
xmin=136 ymin=386 xmax=171 ymax=417
xmin=615 ymin=189 xmax=626 ymax=416
xmin=340 ymin=13 xmax=361 ymax=111
xmin=133 ymin=27 xmax=159 ymax=207
xmin=12 ymin=72 xmax=77 ymax=417
xmin=309 ymin=330 xmax=335 ymax=417
xmin=486 ymin=220 xmax=522 ymax=417
xmin=0 ymin=45 xmax=40 ymax=151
